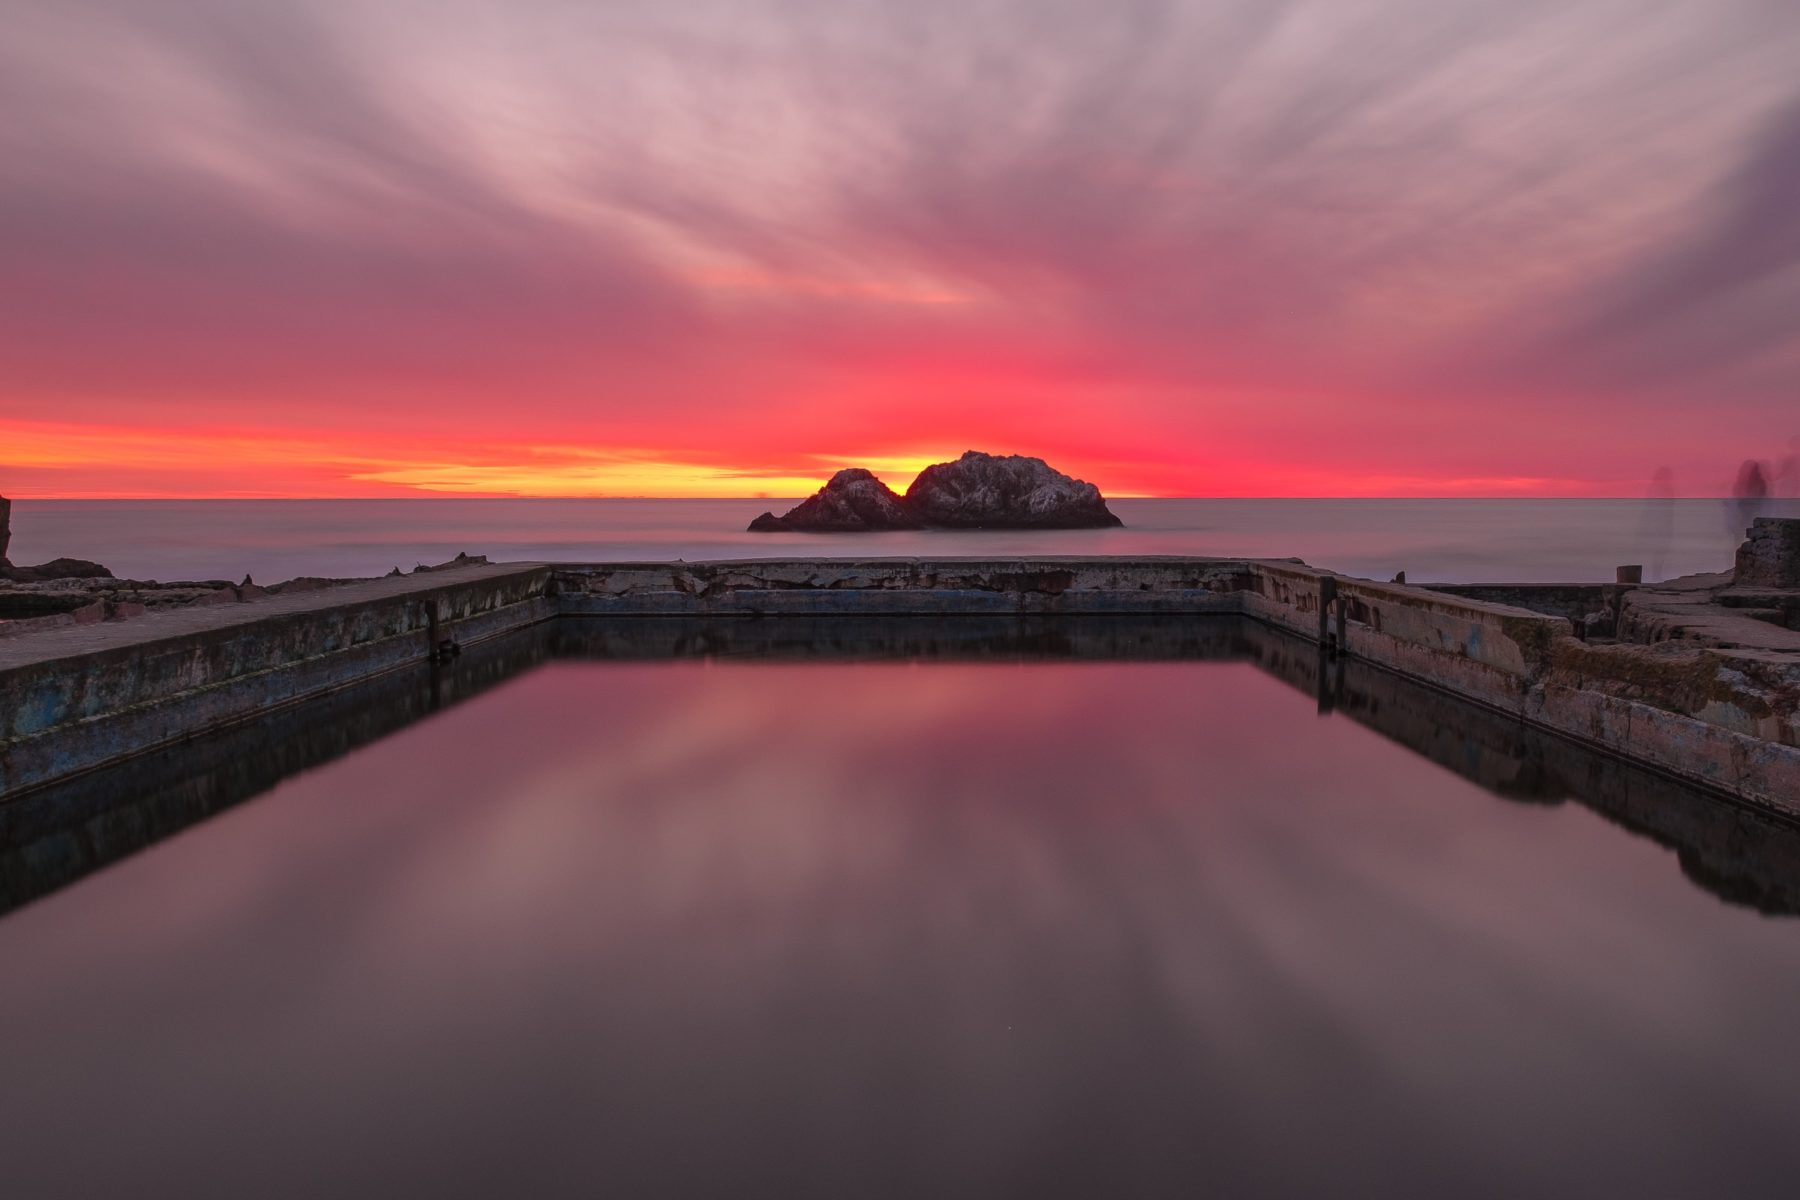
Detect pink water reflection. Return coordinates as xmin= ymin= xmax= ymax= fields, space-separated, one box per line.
xmin=2 ymin=660 xmax=1799 ymax=1198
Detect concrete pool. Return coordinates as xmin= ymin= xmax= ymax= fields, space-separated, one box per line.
xmin=2 ymin=617 xmax=1799 ymax=1197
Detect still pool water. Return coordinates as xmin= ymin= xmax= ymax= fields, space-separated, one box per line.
xmin=3 ymin=639 xmax=1800 ymax=1198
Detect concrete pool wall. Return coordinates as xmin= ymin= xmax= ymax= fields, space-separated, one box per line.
xmin=9 ymin=614 xmax=1798 ymax=919
xmin=2 ymin=557 xmax=1796 ymax=812
xmin=0 ymin=564 xmax=554 ymax=796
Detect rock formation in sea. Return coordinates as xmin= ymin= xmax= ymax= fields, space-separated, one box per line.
xmin=0 ymin=494 xmax=116 ymax=582
xmin=747 ymin=452 xmax=1123 ymax=531
xmin=905 ymin=451 xmax=1123 ymax=529
xmin=748 ymin=468 xmax=924 ymax=532
xmin=2 ymin=557 xmax=115 ymax=583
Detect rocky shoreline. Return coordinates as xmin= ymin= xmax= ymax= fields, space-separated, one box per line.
xmin=3 ymin=489 xmax=520 ymax=638
xmin=0 ymin=558 xmax=495 ymax=637
xmin=0 ymin=494 xmax=492 ymax=637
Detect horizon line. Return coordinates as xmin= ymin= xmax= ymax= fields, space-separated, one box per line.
xmin=6 ymin=494 xmax=1784 ymax=503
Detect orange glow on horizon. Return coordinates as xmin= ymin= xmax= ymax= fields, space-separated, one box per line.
xmin=4 ymin=2 xmax=1793 ymax=507
xmin=0 ymin=418 xmax=1651 ymax=500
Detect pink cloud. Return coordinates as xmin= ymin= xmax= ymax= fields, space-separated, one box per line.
xmin=2 ymin=0 xmax=1797 ymax=496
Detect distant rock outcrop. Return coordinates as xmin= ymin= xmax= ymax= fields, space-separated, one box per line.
xmin=0 ymin=495 xmax=116 ymax=583
xmin=748 ymin=454 xmax=1123 ymax=532
xmin=2 ymin=557 xmax=115 ymax=583
xmin=906 ymin=451 xmax=1123 ymax=529
xmin=749 ymin=468 xmax=924 ymax=532
xmin=0 ymin=496 xmax=116 ymax=582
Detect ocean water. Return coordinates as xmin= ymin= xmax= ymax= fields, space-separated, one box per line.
xmin=3 ymin=650 xmax=1798 ymax=1198
xmin=9 ymin=496 xmax=1799 ymax=584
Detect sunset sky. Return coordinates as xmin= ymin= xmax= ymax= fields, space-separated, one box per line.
xmin=3 ymin=0 xmax=1797 ymax=498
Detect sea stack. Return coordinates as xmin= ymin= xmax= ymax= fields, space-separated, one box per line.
xmin=905 ymin=451 xmax=1123 ymax=529
xmin=748 ymin=468 xmax=924 ymax=532
xmin=747 ymin=452 xmax=1123 ymax=532
xmin=0 ymin=493 xmax=10 ymax=564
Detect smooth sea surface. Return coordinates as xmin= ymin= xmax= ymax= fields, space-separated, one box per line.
xmin=3 ymin=650 xmax=1800 ymax=1198
xmin=11 ymin=496 xmax=1800 ymax=583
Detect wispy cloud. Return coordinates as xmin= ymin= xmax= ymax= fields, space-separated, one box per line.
xmin=2 ymin=0 xmax=1796 ymax=494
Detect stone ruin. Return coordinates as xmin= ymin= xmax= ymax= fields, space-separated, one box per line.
xmin=1736 ymin=518 xmax=1800 ymax=589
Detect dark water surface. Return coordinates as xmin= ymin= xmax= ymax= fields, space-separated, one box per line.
xmin=12 ymin=496 xmax=1800 ymax=583
xmin=3 ymin=620 xmax=1800 ymax=1198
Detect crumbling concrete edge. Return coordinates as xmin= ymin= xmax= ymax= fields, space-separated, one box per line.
xmin=2 ymin=555 xmax=1795 ymax=813
xmin=0 ymin=570 xmax=555 ymax=794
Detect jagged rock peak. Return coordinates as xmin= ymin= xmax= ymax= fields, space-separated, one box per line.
xmin=748 ymin=467 xmax=924 ymax=532
xmin=905 ymin=451 xmax=1122 ymax=529
xmin=747 ymin=453 xmax=1124 ymax=532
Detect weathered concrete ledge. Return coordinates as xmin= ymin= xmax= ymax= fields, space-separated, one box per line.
xmin=0 ymin=563 xmax=553 ymax=794
xmin=1422 ymin=583 xmax=1617 ymax=624
xmin=552 ymin=557 xmax=1260 ymax=616
xmin=2 ymin=555 xmax=1796 ymax=813
xmin=11 ymin=615 xmax=1798 ymax=918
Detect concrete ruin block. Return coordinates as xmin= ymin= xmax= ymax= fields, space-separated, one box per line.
xmin=1735 ymin=518 xmax=1800 ymax=588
